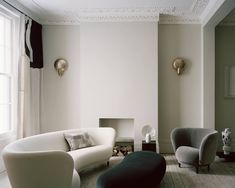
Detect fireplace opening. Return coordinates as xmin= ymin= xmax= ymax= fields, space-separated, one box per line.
xmin=99 ymin=118 xmax=134 ymax=156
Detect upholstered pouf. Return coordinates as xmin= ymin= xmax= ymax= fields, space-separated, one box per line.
xmin=96 ymin=151 xmax=166 ymax=188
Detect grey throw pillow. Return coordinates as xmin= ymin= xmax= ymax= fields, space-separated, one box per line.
xmin=64 ymin=131 xmax=93 ymax=151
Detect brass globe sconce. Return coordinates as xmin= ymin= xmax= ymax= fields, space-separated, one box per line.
xmin=54 ymin=58 xmax=68 ymax=77
xmin=172 ymin=58 xmax=185 ymax=75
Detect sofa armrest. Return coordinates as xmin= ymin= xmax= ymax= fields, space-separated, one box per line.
xmin=2 ymin=150 xmax=77 ymax=188
xmin=199 ymin=132 xmax=218 ymax=165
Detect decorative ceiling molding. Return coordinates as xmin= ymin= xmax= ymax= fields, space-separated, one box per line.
xmin=192 ymin=0 xmax=210 ymax=15
xmin=219 ymin=8 xmax=235 ymax=26
xmin=220 ymin=18 xmax=235 ymax=26
xmin=41 ymin=7 xmax=176 ymax=24
xmin=218 ymin=23 xmax=235 ymax=26
xmin=159 ymin=15 xmax=201 ymax=24
xmin=16 ymin=0 xmax=216 ymax=25
xmin=42 ymin=16 xmax=160 ymax=25
xmin=78 ymin=15 xmax=159 ymax=23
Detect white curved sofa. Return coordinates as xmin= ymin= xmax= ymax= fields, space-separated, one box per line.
xmin=2 ymin=127 xmax=116 ymax=188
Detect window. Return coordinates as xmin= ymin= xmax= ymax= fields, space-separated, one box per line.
xmin=0 ymin=7 xmax=17 ymax=134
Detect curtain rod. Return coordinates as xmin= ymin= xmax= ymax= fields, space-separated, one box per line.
xmin=2 ymin=0 xmax=35 ymax=21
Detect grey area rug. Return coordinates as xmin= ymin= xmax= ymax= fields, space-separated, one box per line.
xmin=79 ymin=154 xmax=235 ymax=188
xmin=80 ymin=156 xmax=124 ymax=188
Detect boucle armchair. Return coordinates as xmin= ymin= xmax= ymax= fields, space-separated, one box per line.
xmin=170 ymin=128 xmax=218 ymax=173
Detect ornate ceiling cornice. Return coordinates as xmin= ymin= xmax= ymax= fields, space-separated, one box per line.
xmin=78 ymin=7 xmax=162 ymax=23
xmin=218 ymin=8 xmax=235 ymax=26
xmin=192 ymin=0 xmax=210 ymax=15
xmin=159 ymin=15 xmax=201 ymax=24
xmin=42 ymin=7 xmax=174 ymax=24
xmin=19 ymin=0 xmax=213 ymax=25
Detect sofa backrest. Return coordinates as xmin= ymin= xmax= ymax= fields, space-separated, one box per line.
xmin=5 ymin=131 xmax=69 ymax=152
xmin=4 ymin=127 xmax=116 ymax=153
xmin=63 ymin=127 xmax=116 ymax=147
xmin=85 ymin=127 xmax=116 ymax=147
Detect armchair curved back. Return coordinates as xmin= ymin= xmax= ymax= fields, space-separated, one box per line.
xmin=171 ymin=128 xmax=218 ymax=165
xmin=199 ymin=131 xmax=219 ymax=165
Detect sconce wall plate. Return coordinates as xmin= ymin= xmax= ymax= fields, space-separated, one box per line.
xmin=172 ymin=58 xmax=185 ymax=75
xmin=54 ymin=58 xmax=68 ymax=77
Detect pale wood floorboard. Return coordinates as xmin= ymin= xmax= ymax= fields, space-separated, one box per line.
xmin=1 ymin=154 xmax=235 ymax=188
xmin=159 ymin=154 xmax=235 ymax=188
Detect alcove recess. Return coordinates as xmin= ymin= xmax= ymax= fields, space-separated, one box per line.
xmin=99 ymin=118 xmax=134 ymax=153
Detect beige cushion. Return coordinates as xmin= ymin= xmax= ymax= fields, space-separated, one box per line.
xmin=64 ymin=131 xmax=93 ymax=151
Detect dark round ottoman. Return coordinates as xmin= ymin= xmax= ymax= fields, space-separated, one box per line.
xmin=96 ymin=151 xmax=166 ymax=188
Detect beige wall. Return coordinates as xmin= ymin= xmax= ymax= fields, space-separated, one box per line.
xmin=158 ymin=24 xmax=202 ymax=153
xmin=42 ymin=23 xmax=204 ymax=153
xmin=42 ymin=23 xmax=158 ymax=151
xmin=41 ymin=25 xmax=81 ymax=132
xmin=79 ymin=22 xmax=158 ymax=151
xmin=202 ymin=25 xmax=215 ymax=130
xmin=215 ymin=26 xmax=235 ymax=151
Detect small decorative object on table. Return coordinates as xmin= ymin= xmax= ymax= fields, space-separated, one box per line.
xmin=142 ymin=125 xmax=156 ymax=143
xmin=222 ymin=128 xmax=232 ymax=155
xmin=145 ymin=133 xmax=151 ymax=143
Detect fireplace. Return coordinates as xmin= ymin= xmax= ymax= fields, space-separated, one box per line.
xmin=99 ymin=118 xmax=134 ymax=155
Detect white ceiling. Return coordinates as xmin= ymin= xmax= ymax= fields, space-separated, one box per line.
xmin=14 ymin=0 xmax=219 ymax=24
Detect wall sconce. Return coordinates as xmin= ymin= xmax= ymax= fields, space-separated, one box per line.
xmin=172 ymin=58 xmax=185 ymax=75
xmin=54 ymin=58 xmax=68 ymax=77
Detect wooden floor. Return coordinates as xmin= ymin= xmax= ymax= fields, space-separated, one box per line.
xmin=1 ymin=154 xmax=235 ymax=188
xmin=160 ymin=155 xmax=235 ymax=188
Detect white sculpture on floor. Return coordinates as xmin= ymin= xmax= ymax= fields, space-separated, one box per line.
xmin=222 ymin=128 xmax=232 ymax=155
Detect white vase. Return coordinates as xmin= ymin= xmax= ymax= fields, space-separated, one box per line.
xmin=222 ymin=128 xmax=232 ymax=155
xmin=223 ymin=145 xmax=231 ymax=155
xmin=145 ymin=133 xmax=151 ymax=143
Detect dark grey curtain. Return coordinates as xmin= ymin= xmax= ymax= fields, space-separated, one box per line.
xmin=25 ymin=19 xmax=43 ymax=68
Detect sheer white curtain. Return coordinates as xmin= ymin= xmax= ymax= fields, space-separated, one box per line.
xmin=18 ymin=16 xmax=41 ymax=138
xmin=17 ymin=14 xmax=26 ymax=138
